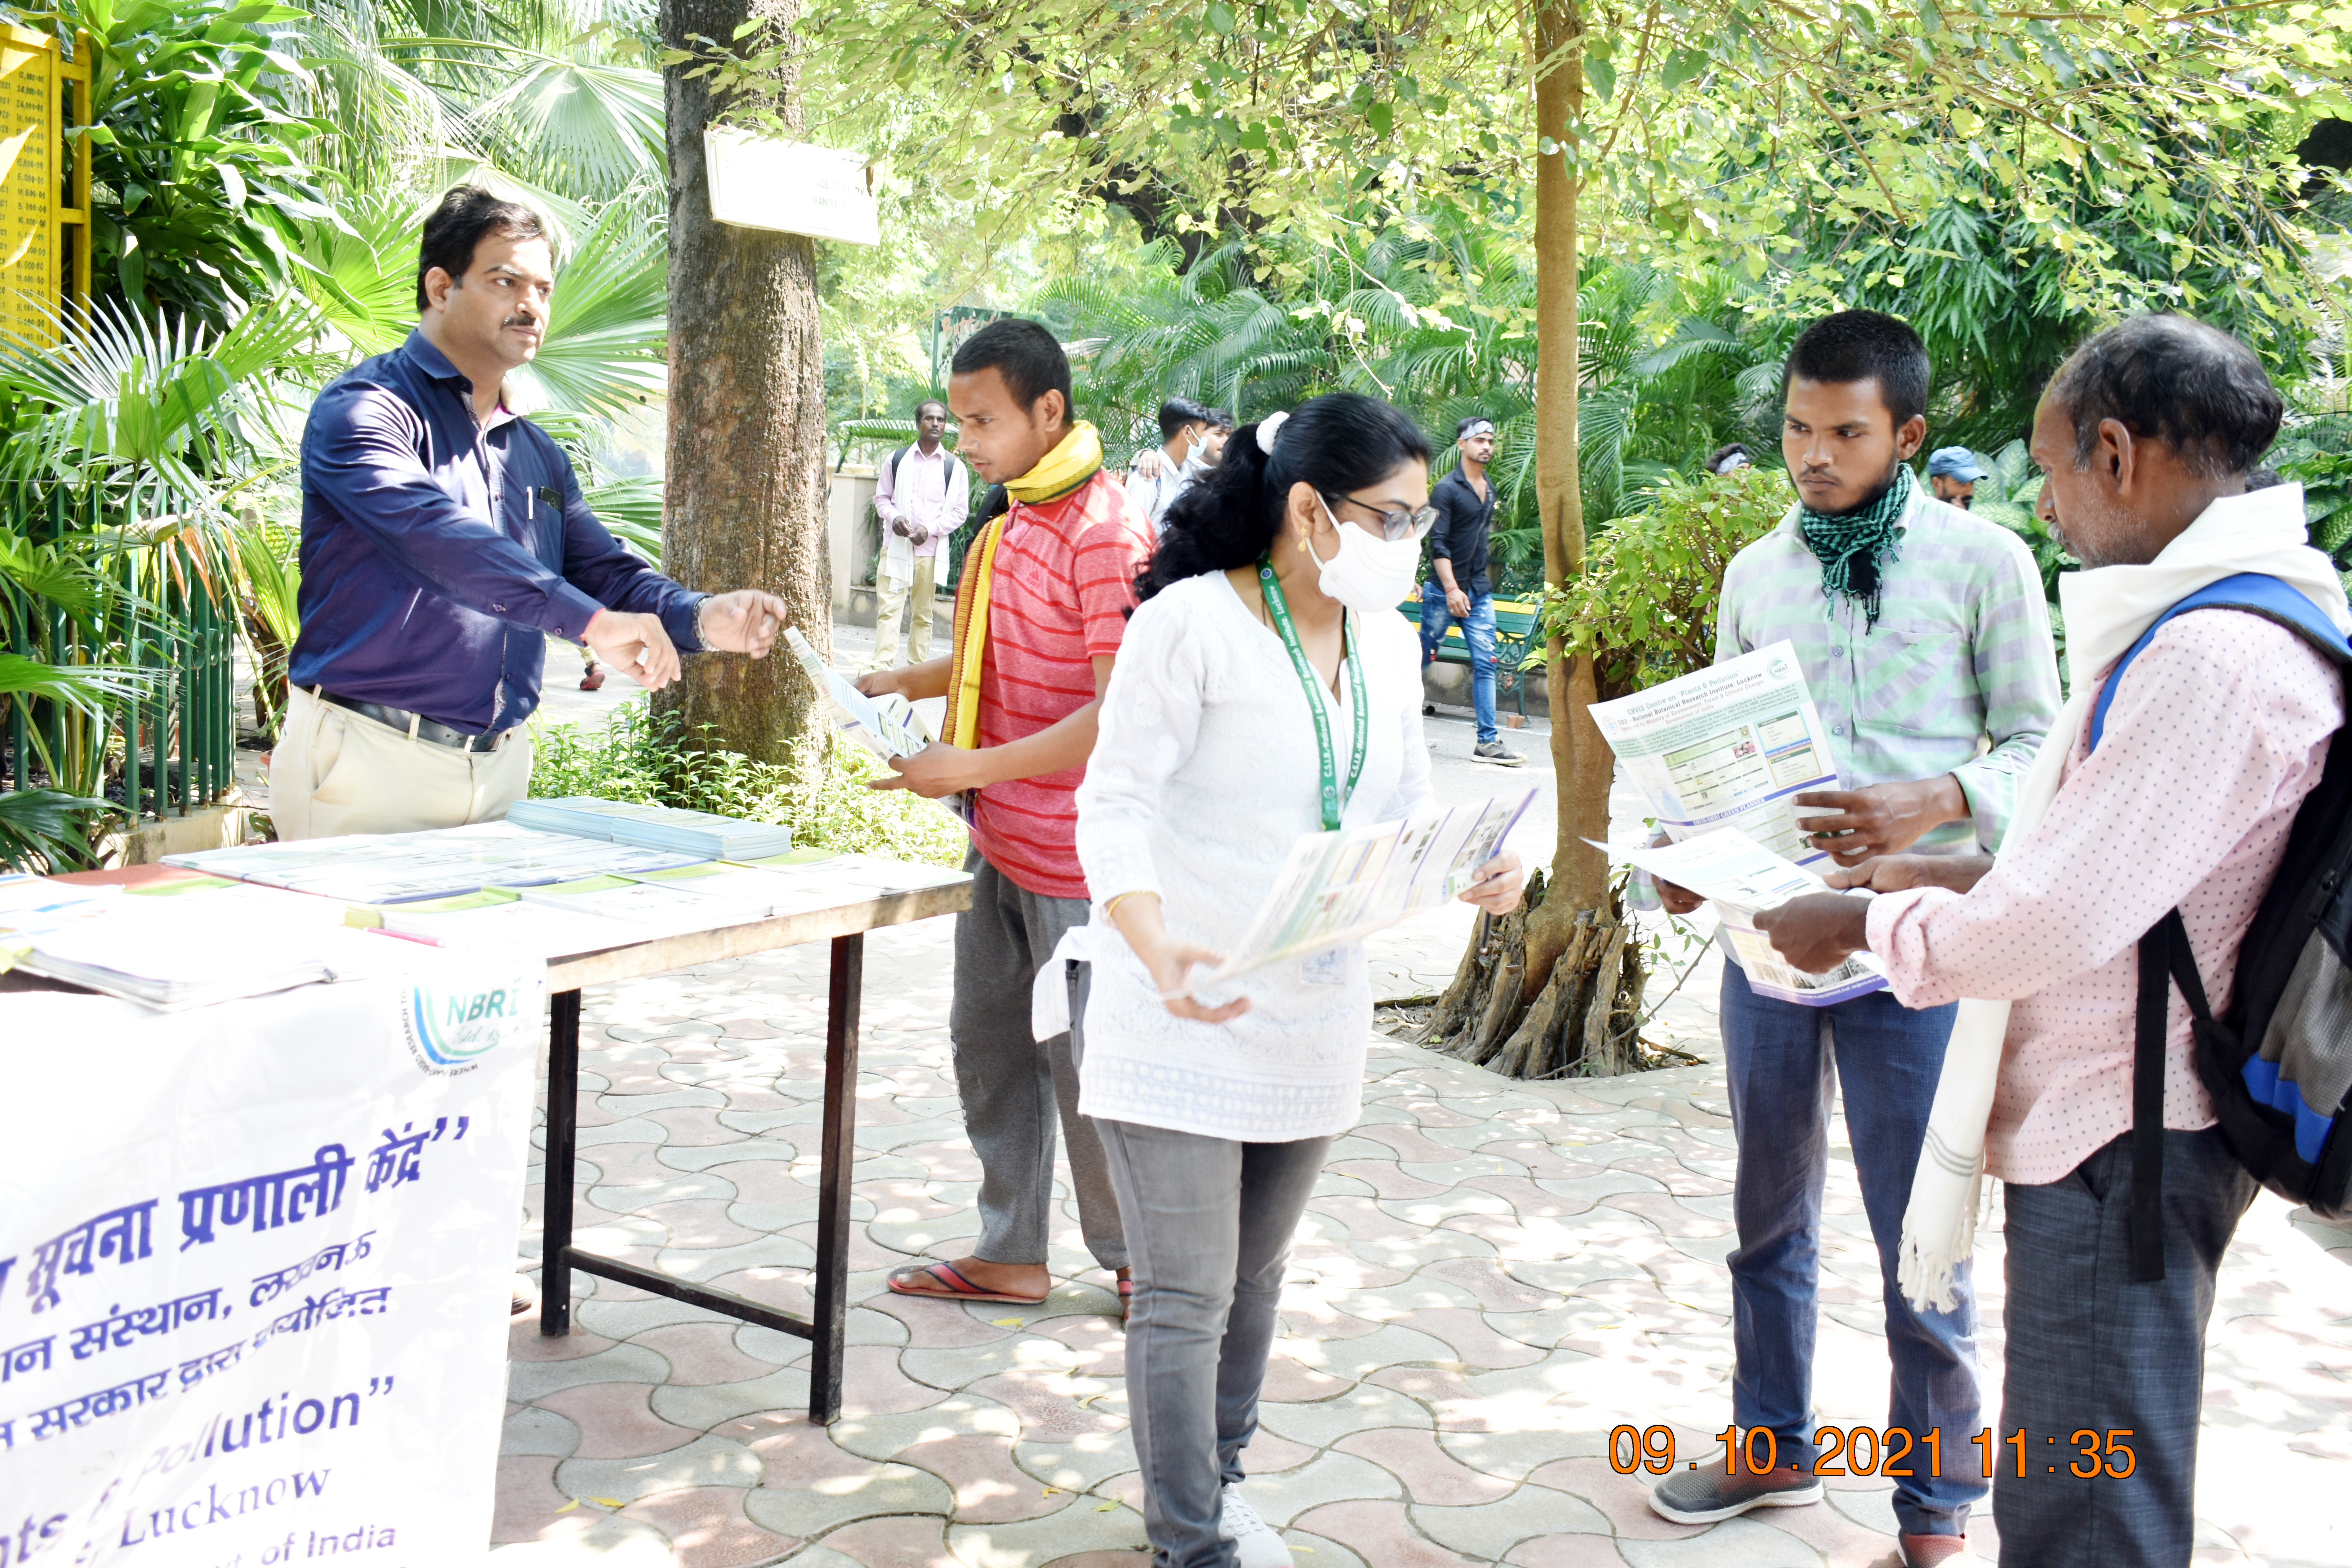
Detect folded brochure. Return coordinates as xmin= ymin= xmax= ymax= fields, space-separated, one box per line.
xmin=1597 ymin=828 xmax=1884 ymax=1007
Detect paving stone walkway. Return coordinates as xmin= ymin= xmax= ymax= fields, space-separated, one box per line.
xmin=493 ymin=901 xmax=2350 ymax=1568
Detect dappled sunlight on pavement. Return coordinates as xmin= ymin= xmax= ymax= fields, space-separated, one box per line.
xmin=494 ymin=908 xmax=2351 ymax=1567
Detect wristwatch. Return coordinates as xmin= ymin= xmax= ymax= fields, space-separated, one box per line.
xmin=693 ymin=595 xmax=714 ymax=648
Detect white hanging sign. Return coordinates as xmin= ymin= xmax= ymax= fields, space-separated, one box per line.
xmin=0 ymin=955 xmax=543 ymax=1564
xmin=705 ymin=127 xmax=880 ymax=246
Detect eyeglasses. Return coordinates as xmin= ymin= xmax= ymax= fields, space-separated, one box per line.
xmin=1325 ymin=493 xmax=1440 ymax=542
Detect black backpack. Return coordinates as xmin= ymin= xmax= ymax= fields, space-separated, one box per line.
xmin=2103 ymin=573 xmax=2352 ymax=1280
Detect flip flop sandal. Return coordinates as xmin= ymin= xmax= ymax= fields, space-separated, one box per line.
xmin=886 ymin=1261 xmax=1047 ymax=1306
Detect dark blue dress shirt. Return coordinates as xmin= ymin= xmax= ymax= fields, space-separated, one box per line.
xmin=289 ymin=330 xmax=703 ymax=733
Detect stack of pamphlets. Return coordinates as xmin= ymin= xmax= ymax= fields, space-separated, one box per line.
xmin=729 ymin=850 xmax=969 ymax=901
xmin=358 ymin=889 xmax=650 ymax=958
xmin=165 ymin=820 xmax=703 ymax=903
xmin=5 ymin=879 xmax=400 ymax=1010
xmin=506 ymin=797 xmax=795 ymax=860
xmin=0 ymin=874 xmax=121 ymax=972
xmin=506 ymin=873 xmax=773 ymax=936
xmin=1601 ymin=828 xmax=1885 ymax=1007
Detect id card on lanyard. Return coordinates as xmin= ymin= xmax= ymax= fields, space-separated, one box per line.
xmin=1258 ymin=558 xmax=1367 ymax=831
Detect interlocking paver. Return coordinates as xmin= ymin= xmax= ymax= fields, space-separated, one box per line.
xmin=493 ymin=910 xmax=2351 ymax=1566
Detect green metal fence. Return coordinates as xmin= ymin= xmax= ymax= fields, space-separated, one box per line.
xmin=1 ymin=485 xmax=240 ymax=851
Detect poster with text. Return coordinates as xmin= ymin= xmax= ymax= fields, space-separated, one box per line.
xmin=0 ymin=953 xmax=543 ymax=1566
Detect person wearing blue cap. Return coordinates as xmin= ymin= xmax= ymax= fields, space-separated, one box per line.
xmin=1927 ymin=446 xmax=1988 ymax=508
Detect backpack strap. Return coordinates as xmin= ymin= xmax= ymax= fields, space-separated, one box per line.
xmin=2102 ymin=574 xmax=2348 ymax=1282
xmin=2131 ymin=909 xmax=2223 ymax=1281
xmin=2091 ymin=573 xmax=2352 ymax=750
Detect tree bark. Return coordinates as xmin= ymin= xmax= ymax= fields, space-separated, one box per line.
xmin=1527 ymin=0 xmax=1612 ymax=979
xmin=655 ymin=0 xmax=830 ymax=764
xmin=1421 ymin=2 xmax=1646 ymax=1079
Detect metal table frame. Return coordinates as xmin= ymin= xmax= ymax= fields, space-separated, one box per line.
xmin=535 ymin=880 xmax=969 ymax=1424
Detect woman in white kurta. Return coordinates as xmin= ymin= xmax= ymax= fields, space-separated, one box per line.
xmin=1071 ymin=393 xmax=1525 ymax=1568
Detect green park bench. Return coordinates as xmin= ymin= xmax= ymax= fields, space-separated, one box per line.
xmin=1397 ymin=595 xmax=1542 ymax=717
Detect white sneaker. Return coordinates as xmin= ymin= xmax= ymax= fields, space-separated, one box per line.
xmin=1218 ymin=1487 xmax=1293 ymax=1568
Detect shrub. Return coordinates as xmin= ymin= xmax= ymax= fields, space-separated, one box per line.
xmin=528 ymin=705 xmax=967 ymax=866
xmin=1541 ymin=463 xmax=1793 ymax=701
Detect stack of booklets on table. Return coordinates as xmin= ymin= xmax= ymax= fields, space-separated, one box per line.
xmin=165 ymin=820 xmax=704 ymax=903
xmin=2 ymin=874 xmax=396 ymax=1010
xmin=359 ymin=889 xmax=649 ymax=958
xmin=507 ymin=798 xmax=795 ymax=861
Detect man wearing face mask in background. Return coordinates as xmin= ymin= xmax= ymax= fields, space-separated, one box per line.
xmin=1125 ymin=399 xmax=1232 ymax=539
xmin=1644 ymin=311 xmax=2061 ymax=1567
xmin=859 ymin=318 xmax=1154 ymax=1313
xmin=1422 ymin=415 xmax=1521 ymax=764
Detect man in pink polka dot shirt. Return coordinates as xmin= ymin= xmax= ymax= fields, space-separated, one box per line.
xmin=1759 ymin=314 xmax=2348 ymax=1568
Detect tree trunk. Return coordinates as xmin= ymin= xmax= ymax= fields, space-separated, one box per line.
xmin=655 ymin=0 xmax=830 ymax=764
xmin=1419 ymin=1 xmax=1645 ymax=1079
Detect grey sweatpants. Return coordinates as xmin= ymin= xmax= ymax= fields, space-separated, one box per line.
xmin=949 ymin=849 xmax=1127 ymax=1271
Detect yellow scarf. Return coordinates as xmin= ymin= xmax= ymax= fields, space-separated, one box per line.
xmin=1004 ymin=421 xmax=1103 ymax=505
xmin=944 ymin=423 xmax=1105 ymax=750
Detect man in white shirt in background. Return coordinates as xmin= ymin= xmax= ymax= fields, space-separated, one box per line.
xmin=1125 ymin=397 xmax=1230 ymax=537
xmin=869 ymin=399 xmax=968 ymax=671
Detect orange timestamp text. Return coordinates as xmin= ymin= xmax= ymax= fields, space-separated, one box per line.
xmin=1608 ymin=1425 xmax=2141 ymax=1480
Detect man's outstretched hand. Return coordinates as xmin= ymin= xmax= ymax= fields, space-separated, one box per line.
xmin=1751 ymin=893 xmax=1872 ymax=974
xmin=697 ymin=590 xmax=789 ymax=656
xmin=868 ymin=741 xmax=985 ymax=799
xmin=1791 ymin=775 xmax=1968 ymax=866
xmin=583 ymin=609 xmax=680 ymax=690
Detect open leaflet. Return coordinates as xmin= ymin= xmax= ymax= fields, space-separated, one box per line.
xmin=785 ymin=626 xmax=931 ymax=760
xmin=1601 ymin=828 xmax=1885 ymax=1007
xmin=1204 ymin=790 xmax=1535 ymax=985
xmin=1588 ymin=639 xmax=1842 ymax=866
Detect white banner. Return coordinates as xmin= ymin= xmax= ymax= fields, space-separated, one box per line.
xmin=0 ymin=954 xmax=543 ymax=1565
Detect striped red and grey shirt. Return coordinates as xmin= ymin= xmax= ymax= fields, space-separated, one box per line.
xmin=970 ymin=469 xmax=1153 ymax=900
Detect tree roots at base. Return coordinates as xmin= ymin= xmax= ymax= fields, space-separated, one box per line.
xmin=1417 ymin=870 xmax=1648 ymax=1078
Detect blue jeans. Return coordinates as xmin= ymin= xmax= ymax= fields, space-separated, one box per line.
xmin=1994 ymin=1128 xmax=2254 ymax=1568
xmin=1719 ymin=967 xmax=1987 ymax=1537
xmin=1419 ymin=580 xmax=1498 ymax=743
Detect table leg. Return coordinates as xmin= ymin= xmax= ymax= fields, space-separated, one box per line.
xmin=541 ymin=987 xmax=582 ymax=1337
xmin=809 ymin=932 xmax=862 ymax=1423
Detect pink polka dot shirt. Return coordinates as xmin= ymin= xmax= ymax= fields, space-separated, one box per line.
xmin=1864 ymin=611 xmax=2342 ymax=1185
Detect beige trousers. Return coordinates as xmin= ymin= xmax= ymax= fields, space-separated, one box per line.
xmin=268 ymin=686 xmax=534 ymax=842
xmin=868 ymin=552 xmax=937 ymax=670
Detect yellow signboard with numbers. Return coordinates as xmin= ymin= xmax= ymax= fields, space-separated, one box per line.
xmin=0 ymin=25 xmax=90 ymax=350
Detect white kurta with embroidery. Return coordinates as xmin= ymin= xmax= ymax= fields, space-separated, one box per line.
xmin=1071 ymin=570 xmax=1436 ymax=1142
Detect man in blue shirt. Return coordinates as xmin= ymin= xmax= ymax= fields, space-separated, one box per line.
xmin=1421 ymin=415 xmax=1521 ymax=764
xmin=275 ymin=187 xmax=788 ymax=840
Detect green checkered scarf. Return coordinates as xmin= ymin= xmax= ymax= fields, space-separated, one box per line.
xmin=1797 ymin=463 xmax=1914 ymax=630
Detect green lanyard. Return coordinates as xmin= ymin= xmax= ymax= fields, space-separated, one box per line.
xmin=1259 ymin=557 xmax=1368 ymax=832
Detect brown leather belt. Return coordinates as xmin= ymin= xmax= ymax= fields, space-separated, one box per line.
xmin=314 ymin=688 xmax=515 ymax=753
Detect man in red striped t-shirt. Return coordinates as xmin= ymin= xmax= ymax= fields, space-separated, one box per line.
xmin=861 ymin=319 xmax=1153 ymax=1310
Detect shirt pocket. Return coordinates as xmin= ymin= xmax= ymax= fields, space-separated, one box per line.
xmin=1855 ymin=624 xmax=1976 ymax=738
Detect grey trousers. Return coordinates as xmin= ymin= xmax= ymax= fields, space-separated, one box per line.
xmin=1995 ymin=1127 xmax=2256 ymax=1568
xmin=949 ymin=849 xmax=1126 ymax=1270
xmin=1098 ymin=1114 xmax=1332 ymax=1568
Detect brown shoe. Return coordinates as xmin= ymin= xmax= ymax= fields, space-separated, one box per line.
xmin=1900 ymin=1534 xmax=1974 ymax=1567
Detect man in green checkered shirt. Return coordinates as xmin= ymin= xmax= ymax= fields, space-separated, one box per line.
xmin=1647 ymin=311 xmax=2062 ymax=1568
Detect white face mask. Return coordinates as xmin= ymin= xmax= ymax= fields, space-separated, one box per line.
xmin=1308 ymin=497 xmax=1425 ymax=613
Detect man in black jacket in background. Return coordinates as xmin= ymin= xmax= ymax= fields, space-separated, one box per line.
xmin=1420 ymin=416 xmax=1521 ymax=764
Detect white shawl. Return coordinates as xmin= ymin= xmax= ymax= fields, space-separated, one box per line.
xmin=1897 ymin=482 xmax=2352 ymax=1311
